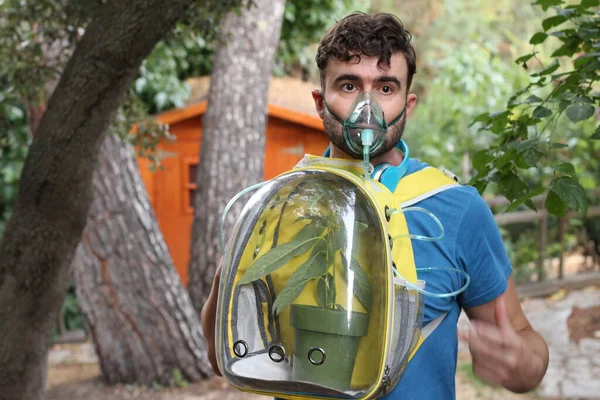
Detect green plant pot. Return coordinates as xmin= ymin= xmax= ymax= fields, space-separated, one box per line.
xmin=290 ymin=304 xmax=369 ymax=392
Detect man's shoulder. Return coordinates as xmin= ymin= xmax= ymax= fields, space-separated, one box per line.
xmin=405 ymin=159 xmax=484 ymax=205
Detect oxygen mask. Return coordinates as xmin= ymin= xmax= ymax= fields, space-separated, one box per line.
xmin=324 ymin=91 xmax=406 ymax=178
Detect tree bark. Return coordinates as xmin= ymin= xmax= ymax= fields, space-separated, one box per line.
xmin=187 ymin=0 xmax=286 ymax=312
xmin=73 ymin=134 xmax=212 ymax=385
xmin=0 ymin=1 xmax=194 ymax=399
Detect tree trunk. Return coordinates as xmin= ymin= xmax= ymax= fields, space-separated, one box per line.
xmin=72 ymin=134 xmax=213 ymax=385
xmin=0 ymin=1 xmax=194 ymax=399
xmin=187 ymin=0 xmax=286 ymax=311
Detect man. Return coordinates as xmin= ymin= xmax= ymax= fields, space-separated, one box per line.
xmin=202 ymin=12 xmax=549 ymax=399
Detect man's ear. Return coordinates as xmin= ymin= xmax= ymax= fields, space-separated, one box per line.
xmin=405 ymin=93 xmax=418 ymax=118
xmin=312 ymin=89 xmax=325 ymax=119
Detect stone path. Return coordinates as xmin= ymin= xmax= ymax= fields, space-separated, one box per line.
xmin=524 ymin=288 xmax=600 ymax=399
xmin=459 ymin=286 xmax=600 ymax=399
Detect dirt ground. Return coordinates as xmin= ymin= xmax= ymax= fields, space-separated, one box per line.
xmin=45 ymin=350 xmax=538 ymax=400
xmin=567 ymin=305 xmax=600 ymax=343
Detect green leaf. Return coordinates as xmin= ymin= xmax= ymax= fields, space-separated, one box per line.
xmin=555 ymin=162 xmax=576 ymax=178
xmin=495 ymin=171 xmax=530 ymax=201
xmin=495 ymin=149 xmax=517 ymax=169
xmin=505 ymin=187 xmax=545 ymax=212
xmin=472 ymin=149 xmax=493 ymax=172
xmin=533 ymin=106 xmax=553 ymax=119
xmin=551 ymin=142 xmax=569 ymax=149
xmin=565 ymin=104 xmax=595 ymax=122
xmin=543 ymin=15 xmax=568 ymax=31
xmin=551 ymin=40 xmax=581 ymax=58
xmin=534 ymin=0 xmax=564 ymax=10
xmin=550 ymin=177 xmax=588 ymax=214
xmin=522 ymin=95 xmax=544 ymax=104
xmin=579 ymin=27 xmax=600 ymax=40
xmin=239 ymin=221 xmax=325 ymax=284
xmin=340 ymin=254 xmax=373 ymax=311
xmin=515 ymin=53 xmax=536 ymax=65
xmin=591 ymin=126 xmax=600 ymax=140
xmin=545 ymin=190 xmax=569 ymax=216
xmin=581 ymin=0 xmax=599 ymax=7
xmin=522 ymin=148 xmax=544 ymax=167
xmin=272 ymin=250 xmax=327 ymax=315
xmin=574 ymin=53 xmax=600 ymax=68
xmin=530 ymin=32 xmax=548 ymax=44
xmin=515 ymin=138 xmax=539 ymax=152
xmin=470 ymin=112 xmax=491 ymax=127
xmin=317 ymin=273 xmax=335 ymax=309
xmin=532 ymin=59 xmax=560 ymax=77
xmin=573 ymin=96 xmax=594 ymax=104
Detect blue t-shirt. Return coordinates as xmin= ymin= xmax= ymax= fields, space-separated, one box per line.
xmin=381 ymin=158 xmax=512 ymax=399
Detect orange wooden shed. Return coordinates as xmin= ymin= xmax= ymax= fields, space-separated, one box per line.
xmin=137 ymin=76 xmax=329 ymax=285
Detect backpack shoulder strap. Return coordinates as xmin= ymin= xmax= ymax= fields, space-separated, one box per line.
xmin=394 ymin=167 xmax=460 ymax=208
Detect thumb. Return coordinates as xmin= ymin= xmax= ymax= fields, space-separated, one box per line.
xmin=494 ymin=294 xmax=511 ymax=331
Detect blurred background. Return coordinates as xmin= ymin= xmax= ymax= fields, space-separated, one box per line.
xmin=1 ymin=0 xmax=599 ymax=399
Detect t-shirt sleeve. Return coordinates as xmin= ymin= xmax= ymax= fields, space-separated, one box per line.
xmin=457 ymin=190 xmax=512 ymax=309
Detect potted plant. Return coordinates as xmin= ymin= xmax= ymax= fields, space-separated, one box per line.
xmin=237 ymin=180 xmax=373 ymax=391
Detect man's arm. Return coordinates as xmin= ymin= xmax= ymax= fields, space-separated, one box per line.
xmin=200 ymin=264 xmax=222 ymax=376
xmin=460 ymin=276 xmax=549 ymax=393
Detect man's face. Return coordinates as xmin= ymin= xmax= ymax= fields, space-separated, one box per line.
xmin=312 ymin=53 xmax=417 ymax=159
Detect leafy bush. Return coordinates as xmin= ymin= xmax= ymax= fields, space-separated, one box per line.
xmin=470 ymin=0 xmax=600 ymax=216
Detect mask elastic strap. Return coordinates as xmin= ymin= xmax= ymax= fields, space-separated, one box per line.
xmin=322 ymin=98 xmax=345 ymax=125
xmin=387 ymin=105 xmax=407 ymax=127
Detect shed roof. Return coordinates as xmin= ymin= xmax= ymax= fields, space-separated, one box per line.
xmin=156 ymin=76 xmax=324 ymax=131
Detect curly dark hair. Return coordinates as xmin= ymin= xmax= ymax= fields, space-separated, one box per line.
xmin=316 ymin=12 xmax=417 ymax=91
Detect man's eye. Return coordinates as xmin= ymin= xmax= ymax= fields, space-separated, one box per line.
xmin=381 ymin=86 xmax=393 ymax=94
xmin=342 ymin=84 xmax=356 ymax=92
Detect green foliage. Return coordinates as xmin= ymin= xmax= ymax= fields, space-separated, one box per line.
xmin=239 ymin=182 xmax=373 ymax=315
xmin=0 ymin=93 xmax=29 ymax=239
xmin=406 ymin=41 xmax=530 ymax=174
xmin=134 ymin=26 xmax=214 ymax=114
xmin=170 ymin=368 xmax=189 ymax=388
xmin=275 ymin=0 xmax=370 ymax=77
xmin=470 ymin=0 xmax=600 ymax=216
xmin=60 ymin=285 xmax=86 ymax=331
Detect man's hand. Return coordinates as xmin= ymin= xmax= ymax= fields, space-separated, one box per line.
xmin=460 ymin=282 xmax=549 ymax=393
xmin=201 ymin=265 xmax=222 ymax=376
xmin=460 ymin=296 xmax=525 ymax=387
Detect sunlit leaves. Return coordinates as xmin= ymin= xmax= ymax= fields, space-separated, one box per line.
xmin=469 ymin=0 xmax=599 ymax=216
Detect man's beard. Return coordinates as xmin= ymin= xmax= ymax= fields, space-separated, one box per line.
xmin=323 ymin=111 xmax=407 ymax=159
